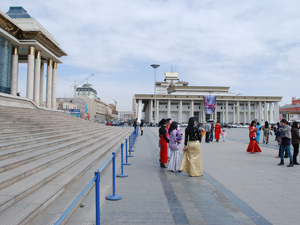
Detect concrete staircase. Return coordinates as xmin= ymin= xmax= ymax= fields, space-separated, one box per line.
xmin=0 ymin=106 xmax=130 ymax=225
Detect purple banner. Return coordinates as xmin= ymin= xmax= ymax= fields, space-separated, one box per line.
xmin=204 ymin=95 xmax=216 ymax=114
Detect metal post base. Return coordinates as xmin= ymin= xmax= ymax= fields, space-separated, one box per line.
xmin=117 ymin=174 xmax=128 ymax=178
xmin=106 ymin=195 xmax=122 ymax=201
xmin=123 ymin=163 xmax=131 ymax=165
xmin=128 ymin=155 xmax=134 ymax=157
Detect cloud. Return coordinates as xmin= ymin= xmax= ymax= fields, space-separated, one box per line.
xmin=2 ymin=0 xmax=300 ymax=110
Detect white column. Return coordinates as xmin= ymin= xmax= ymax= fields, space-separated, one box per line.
xmin=190 ymin=100 xmax=194 ymax=117
xmin=233 ymin=103 xmax=236 ymax=124
xmin=51 ymin=62 xmax=57 ymax=109
xmin=237 ymin=101 xmax=240 ymax=124
xmin=167 ymin=100 xmax=171 ymax=118
xmin=214 ymin=103 xmax=217 ymax=122
xmin=39 ymin=62 xmax=44 ymax=106
xmin=274 ymin=102 xmax=279 ymax=122
xmin=225 ymin=101 xmax=228 ymax=124
xmin=149 ymin=99 xmax=153 ymax=123
xmin=243 ymin=103 xmax=246 ymax=124
xmin=269 ymin=103 xmax=274 ymax=123
xmin=248 ymin=101 xmax=251 ymax=123
xmin=264 ymin=101 xmax=268 ymax=122
xmin=10 ymin=47 xmax=19 ymax=96
xmin=46 ymin=59 xmax=53 ymax=109
xmin=137 ymin=99 xmax=142 ymax=122
xmin=202 ymin=102 xmax=206 ymax=123
xmin=156 ymin=99 xmax=160 ymax=123
xmin=258 ymin=102 xmax=263 ymax=123
xmin=26 ymin=46 xmax=35 ymax=99
xmin=179 ymin=100 xmax=182 ymax=123
xmin=33 ymin=51 xmax=41 ymax=105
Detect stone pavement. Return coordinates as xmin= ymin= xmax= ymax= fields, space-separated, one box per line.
xmin=101 ymin=127 xmax=300 ymax=225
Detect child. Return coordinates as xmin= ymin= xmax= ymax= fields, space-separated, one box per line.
xmin=221 ymin=129 xmax=227 ymax=141
xmin=176 ymin=127 xmax=183 ymax=143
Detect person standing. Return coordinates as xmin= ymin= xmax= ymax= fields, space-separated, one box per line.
xmin=246 ymin=120 xmax=262 ymax=154
xmin=256 ymin=122 xmax=262 ymax=144
xmin=291 ymin=121 xmax=300 ymax=165
xmin=278 ymin=119 xmax=293 ymax=167
xmin=166 ymin=118 xmax=172 ymax=158
xmin=133 ymin=118 xmax=137 ymax=131
xmin=179 ymin=117 xmax=203 ymax=177
xmin=204 ymin=121 xmax=211 ymax=143
xmin=209 ymin=120 xmax=214 ymax=142
xmin=214 ymin=122 xmax=221 ymax=142
xmin=140 ymin=119 xmax=144 ymax=136
xmin=262 ymin=121 xmax=270 ymax=144
xmin=167 ymin=122 xmax=181 ymax=172
xmin=159 ymin=119 xmax=169 ymax=168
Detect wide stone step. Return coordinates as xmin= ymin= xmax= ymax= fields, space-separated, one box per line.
xmin=0 ymin=131 xmax=129 ymax=225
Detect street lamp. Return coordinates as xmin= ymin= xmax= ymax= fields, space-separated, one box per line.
xmin=151 ymin=64 xmax=160 ymax=126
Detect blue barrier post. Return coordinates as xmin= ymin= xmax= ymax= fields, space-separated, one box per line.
xmin=95 ymin=171 xmax=100 ymax=225
xmin=117 ymin=143 xmax=128 ymax=178
xmin=128 ymin=135 xmax=134 ymax=157
xmin=106 ymin=152 xmax=122 ymax=201
xmin=123 ymin=139 xmax=131 ymax=165
xmin=130 ymin=133 xmax=135 ymax=152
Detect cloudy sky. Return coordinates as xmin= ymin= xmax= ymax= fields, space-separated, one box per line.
xmin=2 ymin=0 xmax=300 ymax=110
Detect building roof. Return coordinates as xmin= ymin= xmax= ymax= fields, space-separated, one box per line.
xmin=6 ymin=6 xmax=31 ymax=18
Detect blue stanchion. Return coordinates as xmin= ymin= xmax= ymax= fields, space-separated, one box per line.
xmin=106 ymin=152 xmax=122 ymax=201
xmin=124 ymin=138 xmax=131 ymax=166
xmin=95 ymin=171 xmax=100 ymax=225
xmin=128 ymin=135 xmax=134 ymax=157
xmin=117 ymin=143 xmax=128 ymax=178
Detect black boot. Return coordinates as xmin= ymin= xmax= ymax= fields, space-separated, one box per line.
xmin=278 ymin=160 xmax=284 ymax=166
xmin=160 ymin=163 xmax=166 ymax=168
xmin=287 ymin=162 xmax=294 ymax=167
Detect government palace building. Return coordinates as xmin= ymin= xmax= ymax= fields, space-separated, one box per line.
xmin=135 ymin=72 xmax=282 ymax=125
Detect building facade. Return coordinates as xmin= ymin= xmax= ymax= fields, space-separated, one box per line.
xmin=135 ymin=72 xmax=282 ymax=125
xmin=0 ymin=7 xmax=67 ymax=109
xmin=280 ymin=97 xmax=300 ymax=121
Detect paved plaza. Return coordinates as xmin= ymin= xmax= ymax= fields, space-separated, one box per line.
xmin=101 ymin=127 xmax=300 ymax=225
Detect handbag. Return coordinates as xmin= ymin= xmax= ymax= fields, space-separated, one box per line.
xmin=250 ymin=137 xmax=256 ymax=140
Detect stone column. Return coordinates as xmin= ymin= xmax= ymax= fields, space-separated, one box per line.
xmin=27 ymin=46 xmax=35 ymax=99
xmin=214 ymin=103 xmax=217 ymax=122
xmin=274 ymin=102 xmax=279 ymax=122
xmin=10 ymin=47 xmax=19 ymax=96
xmin=190 ymin=100 xmax=194 ymax=117
xmin=236 ymin=101 xmax=240 ymax=124
xmin=225 ymin=101 xmax=229 ymax=124
xmin=51 ymin=62 xmax=57 ymax=109
xmin=39 ymin=62 xmax=44 ymax=106
xmin=137 ymin=99 xmax=142 ymax=122
xmin=179 ymin=100 xmax=182 ymax=123
xmin=156 ymin=99 xmax=160 ymax=123
xmin=258 ymin=102 xmax=262 ymax=123
xmin=202 ymin=102 xmax=206 ymax=123
xmin=269 ymin=102 xmax=274 ymax=123
xmin=33 ymin=51 xmax=41 ymax=105
xmin=149 ymin=99 xmax=153 ymax=123
xmin=248 ymin=101 xmax=251 ymax=123
xmin=233 ymin=103 xmax=236 ymax=124
xmin=46 ymin=59 xmax=53 ymax=109
xmin=222 ymin=102 xmax=225 ymax=124
xmin=243 ymin=103 xmax=246 ymax=124
xmin=264 ymin=101 xmax=268 ymax=122
xmin=167 ymin=100 xmax=171 ymax=118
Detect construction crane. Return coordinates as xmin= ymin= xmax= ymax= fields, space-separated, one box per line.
xmin=73 ymin=74 xmax=94 ymax=97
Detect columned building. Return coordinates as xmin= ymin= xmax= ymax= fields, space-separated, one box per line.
xmin=0 ymin=7 xmax=66 ymax=109
xmin=135 ymin=72 xmax=282 ymax=124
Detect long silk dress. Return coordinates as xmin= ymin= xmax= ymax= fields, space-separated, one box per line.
xmin=167 ymin=129 xmax=181 ymax=171
xmin=246 ymin=126 xmax=262 ymax=153
xmin=159 ymin=125 xmax=169 ymax=164
xmin=215 ymin=124 xmax=221 ymax=141
xmin=179 ymin=126 xmax=203 ymax=176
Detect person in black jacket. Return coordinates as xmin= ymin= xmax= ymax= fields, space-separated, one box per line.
xmin=159 ymin=119 xmax=169 ymax=168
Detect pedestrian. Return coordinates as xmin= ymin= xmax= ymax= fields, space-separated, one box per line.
xmin=262 ymin=121 xmax=271 ymax=144
xmin=291 ymin=121 xmax=300 ymax=165
xmin=215 ymin=122 xmax=221 ymax=142
xmin=210 ymin=120 xmax=214 ymax=142
xmin=256 ymin=122 xmax=262 ymax=144
xmin=278 ymin=119 xmax=293 ymax=167
xmin=204 ymin=121 xmax=211 ymax=143
xmin=159 ymin=119 xmax=169 ymax=168
xmin=140 ymin=119 xmax=144 ymax=136
xmin=221 ymin=129 xmax=227 ymax=141
xmin=167 ymin=122 xmax=181 ymax=172
xmin=179 ymin=117 xmax=203 ymax=177
xmin=166 ymin=118 xmax=172 ymax=158
xmin=133 ymin=118 xmax=137 ymax=131
xmin=246 ymin=120 xmax=262 ymax=154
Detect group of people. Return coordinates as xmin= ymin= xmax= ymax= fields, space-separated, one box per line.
xmin=246 ymin=119 xmax=300 ymax=167
xmin=158 ymin=117 xmax=203 ymax=177
xmin=204 ymin=121 xmax=227 ymax=143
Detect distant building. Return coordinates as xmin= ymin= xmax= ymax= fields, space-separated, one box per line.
xmin=135 ymin=72 xmax=282 ymax=124
xmin=75 ymin=83 xmax=97 ymax=99
xmin=56 ymin=97 xmax=87 ymax=112
xmin=280 ymin=97 xmax=300 ymax=121
xmin=118 ymin=111 xmax=135 ymax=121
xmin=0 ymin=7 xmax=67 ymax=109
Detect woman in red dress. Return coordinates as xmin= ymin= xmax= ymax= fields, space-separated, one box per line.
xmin=159 ymin=119 xmax=169 ymax=168
xmin=247 ymin=120 xmax=262 ymax=153
xmin=215 ymin=122 xmax=221 ymax=142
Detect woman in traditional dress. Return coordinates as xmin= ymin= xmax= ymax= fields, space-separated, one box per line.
xmin=262 ymin=121 xmax=270 ymax=144
xmin=214 ymin=122 xmax=221 ymax=142
xmin=256 ymin=122 xmax=262 ymax=144
xmin=291 ymin=121 xmax=300 ymax=165
xmin=179 ymin=117 xmax=203 ymax=177
xmin=167 ymin=122 xmax=181 ymax=172
xmin=159 ymin=119 xmax=169 ymax=168
xmin=246 ymin=120 xmax=262 ymax=154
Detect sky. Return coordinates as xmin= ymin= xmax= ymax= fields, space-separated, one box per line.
xmin=2 ymin=0 xmax=300 ymax=111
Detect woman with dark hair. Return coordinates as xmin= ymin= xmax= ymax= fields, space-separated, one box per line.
xmin=291 ymin=121 xmax=300 ymax=165
xmin=179 ymin=117 xmax=203 ymax=176
xmin=159 ymin=119 xmax=169 ymax=168
xmin=262 ymin=121 xmax=270 ymax=144
xmin=246 ymin=120 xmax=262 ymax=153
xmin=167 ymin=122 xmax=181 ymax=172
xmin=278 ymin=119 xmax=293 ymax=167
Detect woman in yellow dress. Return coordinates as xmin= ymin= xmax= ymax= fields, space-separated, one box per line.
xmin=179 ymin=117 xmax=203 ymax=177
